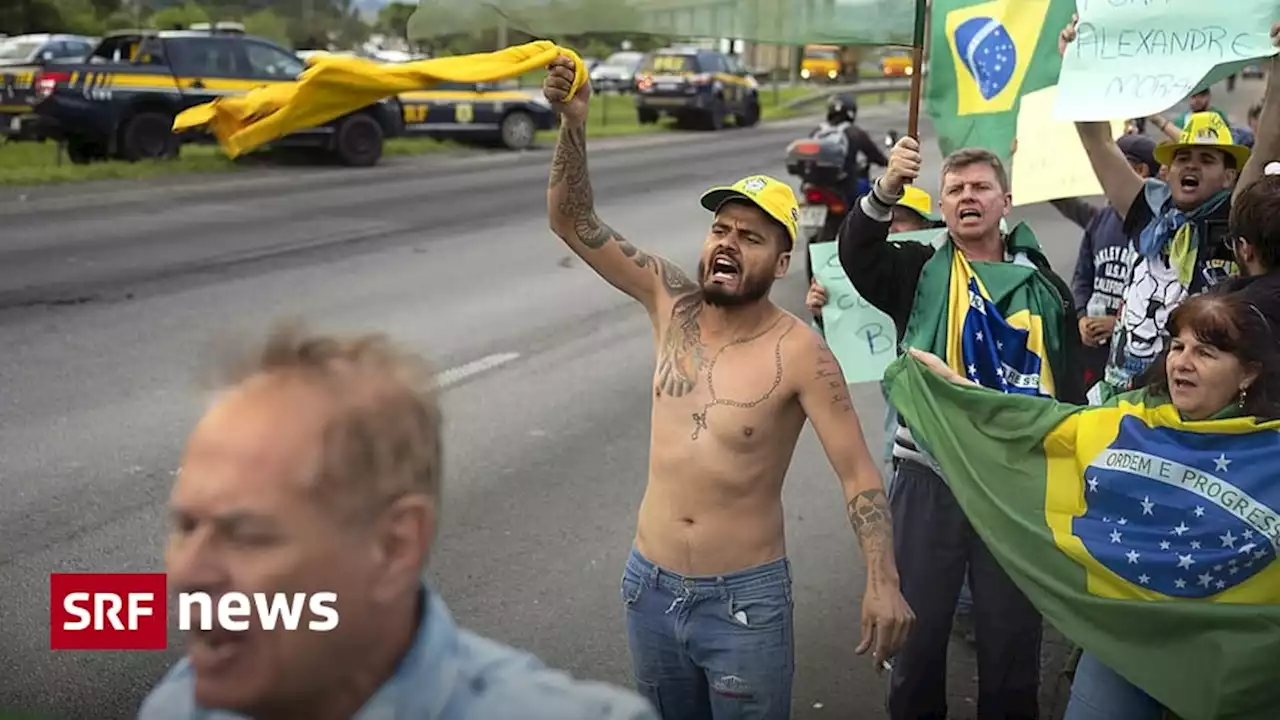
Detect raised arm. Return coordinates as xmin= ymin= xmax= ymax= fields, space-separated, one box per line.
xmin=1235 ymin=42 xmax=1280 ymax=203
xmin=793 ymin=329 xmax=914 ymax=663
xmin=1059 ymin=17 xmax=1145 ymax=219
xmin=543 ymin=56 xmax=693 ymax=315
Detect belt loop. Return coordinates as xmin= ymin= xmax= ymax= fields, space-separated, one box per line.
xmin=648 ymin=562 xmax=659 ymax=587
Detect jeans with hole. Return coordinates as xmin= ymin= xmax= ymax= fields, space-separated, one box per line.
xmin=621 ymin=547 xmax=794 ymax=720
xmin=1063 ymin=651 xmax=1165 ymax=720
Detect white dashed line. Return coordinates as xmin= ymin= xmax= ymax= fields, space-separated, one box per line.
xmin=436 ymin=352 xmax=521 ymax=389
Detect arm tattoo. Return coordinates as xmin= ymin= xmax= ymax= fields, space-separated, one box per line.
xmin=847 ymin=488 xmax=896 ymax=584
xmin=814 ymin=341 xmax=853 ymax=412
xmin=549 ymin=123 xmax=699 ymax=299
xmin=549 ymin=124 xmax=612 ymax=249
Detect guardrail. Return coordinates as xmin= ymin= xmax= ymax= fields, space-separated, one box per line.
xmin=774 ymin=78 xmax=913 ymax=111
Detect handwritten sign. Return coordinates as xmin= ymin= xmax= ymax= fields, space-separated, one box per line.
xmin=1053 ymin=0 xmax=1280 ymax=122
xmin=1014 ymin=85 xmax=1125 ymax=206
xmin=809 ymin=229 xmax=943 ymax=385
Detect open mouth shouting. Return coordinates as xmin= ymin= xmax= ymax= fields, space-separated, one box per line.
xmin=957 ymin=206 xmax=982 ymax=224
xmin=1178 ymin=173 xmax=1202 ymax=193
xmin=1171 ymin=375 xmax=1198 ymax=394
xmin=709 ymin=253 xmax=741 ymax=286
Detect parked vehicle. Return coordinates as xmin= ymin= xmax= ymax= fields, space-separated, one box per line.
xmin=1 ymin=33 xmax=97 ymax=140
xmin=589 ymin=50 xmax=644 ymax=93
xmin=399 ymin=81 xmax=556 ymax=151
xmin=17 ymin=27 xmax=402 ymax=165
xmin=633 ymin=46 xmax=760 ymax=131
xmin=801 ymin=45 xmax=841 ymax=82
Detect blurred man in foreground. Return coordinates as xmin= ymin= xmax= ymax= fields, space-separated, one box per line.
xmin=139 ymin=324 xmax=657 ymax=720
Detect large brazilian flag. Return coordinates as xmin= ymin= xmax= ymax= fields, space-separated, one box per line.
xmin=885 ymin=353 xmax=1280 ymax=720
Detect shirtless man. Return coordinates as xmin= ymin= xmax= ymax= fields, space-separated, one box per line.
xmin=543 ymin=56 xmax=914 ymax=719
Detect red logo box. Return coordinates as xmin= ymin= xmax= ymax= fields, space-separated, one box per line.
xmin=49 ymin=573 xmax=168 ymax=650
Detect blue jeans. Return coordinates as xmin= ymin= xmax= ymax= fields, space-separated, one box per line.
xmin=1064 ymin=651 xmax=1165 ymax=720
xmin=621 ymin=547 xmax=794 ymax=720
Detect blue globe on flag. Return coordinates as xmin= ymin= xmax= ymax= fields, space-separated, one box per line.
xmin=1073 ymin=418 xmax=1279 ymax=599
xmin=953 ymin=16 xmax=1017 ymax=100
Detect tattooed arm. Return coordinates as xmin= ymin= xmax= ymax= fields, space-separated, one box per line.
xmin=547 ymin=120 xmax=697 ymax=313
xmin=794 ymin=329 xmax=914 ymax=661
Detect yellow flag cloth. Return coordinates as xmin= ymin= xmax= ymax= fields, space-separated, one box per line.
xmin=172 ymin=41 xmax=586 ymax=159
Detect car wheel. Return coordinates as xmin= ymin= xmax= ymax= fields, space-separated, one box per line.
xmin=703 ymin=103 xmax=726 ymax=131
xmin=333 ymin=112 xmax=384 ymax=167
xmin=637 ymin=109 xmax=659 ymax=125
xmin=66 ymin=137 xmax=108 ymax=164
xmin=500 ymin=110 xmax=536 ymax=150
xmin=737 ymin=100 xmax=761 ymax=127
xmin=118 ymin=111 xmax=179 ymax=162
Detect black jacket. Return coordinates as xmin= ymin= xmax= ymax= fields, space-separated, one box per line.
xmin=837 ymin=196 xmax=1088 ymax=405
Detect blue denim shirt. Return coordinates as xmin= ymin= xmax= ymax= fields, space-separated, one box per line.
xmin=137 ymin=586 xmax=657 ymax=720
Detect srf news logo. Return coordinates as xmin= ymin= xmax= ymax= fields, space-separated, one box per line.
xmin=49 ymin=573 xmax=339 ymax=651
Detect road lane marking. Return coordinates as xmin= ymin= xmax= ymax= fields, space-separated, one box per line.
xmin=436 ymin=352 xmax=521 ymax=389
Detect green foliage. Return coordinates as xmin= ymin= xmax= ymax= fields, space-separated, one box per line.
xmin=150 ymin=2 xmax=210 ymax=31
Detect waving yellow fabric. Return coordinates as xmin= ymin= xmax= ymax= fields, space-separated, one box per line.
xmin=172 ymin=41 xmax=585 ymax=159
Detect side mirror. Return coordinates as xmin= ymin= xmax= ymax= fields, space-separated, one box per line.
xmin=41 ymin=50 xmax=55 ymax=61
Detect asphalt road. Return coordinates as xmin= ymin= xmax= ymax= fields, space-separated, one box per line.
xmin=0 ymin=79 xmax=1260 ymax=719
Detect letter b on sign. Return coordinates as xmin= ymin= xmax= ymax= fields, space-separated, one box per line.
xmin=50 ymin=573 xmax=168 ymax=650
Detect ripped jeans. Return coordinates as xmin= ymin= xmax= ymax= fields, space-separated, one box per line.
xmin=621 ymin=547 xmax=794 ymax=720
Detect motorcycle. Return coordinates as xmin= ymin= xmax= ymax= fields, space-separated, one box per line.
xmin=785 ymin=129 xmax=902 ymax=280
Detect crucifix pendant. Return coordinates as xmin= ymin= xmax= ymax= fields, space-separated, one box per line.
xmin=691 ymin=411 xmax=708 ymax=440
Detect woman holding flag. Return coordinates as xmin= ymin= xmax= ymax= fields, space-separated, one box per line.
xmin=890 ymin=290 xmax=1280 ymax=719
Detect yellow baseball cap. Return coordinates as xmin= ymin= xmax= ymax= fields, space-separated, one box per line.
xmin=1154 ymin=111 xmax=1251 ymax=168
xmin=897 ymin=186 xmax=941 ymax=222
xmin=700 ymin=175 xmax=799 ymax=247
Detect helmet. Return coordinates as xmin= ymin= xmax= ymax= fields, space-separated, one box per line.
xmin=826 ymin=94 xmax=857 ymax=125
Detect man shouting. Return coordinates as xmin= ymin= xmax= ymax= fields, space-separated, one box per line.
xmin=542 ymin=55 xmax=914 ymax=719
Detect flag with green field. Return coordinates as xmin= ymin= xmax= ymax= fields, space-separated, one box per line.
xmin=884 ymin=352 xmax=1280 ymax=720
xmin=924 ymin=0 xmax=1075 ymax=166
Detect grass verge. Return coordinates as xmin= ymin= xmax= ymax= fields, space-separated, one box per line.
xmin=0 ymin=85 xmax=906 ymax=187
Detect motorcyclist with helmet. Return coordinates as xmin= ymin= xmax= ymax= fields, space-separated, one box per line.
xmin=810 ymin=93 xmax=889 ymax=206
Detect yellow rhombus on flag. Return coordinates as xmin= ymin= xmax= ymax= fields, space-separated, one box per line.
xmin=172 ymin=41 xmax=587 ymax=159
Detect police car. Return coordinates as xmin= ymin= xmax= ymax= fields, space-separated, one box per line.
xmin=397 ymin=81 xmax=557 ymax=151
xmin=633 ymin=47 xmax=760 ymax=131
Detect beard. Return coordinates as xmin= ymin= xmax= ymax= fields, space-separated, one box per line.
xmin=697 ymin=258 xmax=773 ymax=307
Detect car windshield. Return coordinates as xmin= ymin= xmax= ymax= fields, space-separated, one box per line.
xmin=806 ymin=49 xmax=838 ymax=60
xmin=0 ymin=40 xmax=40 ymax=61
xmin=604 ymin=51 xmax=643 ymax=69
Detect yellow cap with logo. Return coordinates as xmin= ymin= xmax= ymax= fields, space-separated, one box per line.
xmin=897 ymin=186 xmax=941 ymax=222
xmin=700 ymin=175 xmax=799 ymax=247
xmin=1154 ymin=111 xmax=1252 ymax=168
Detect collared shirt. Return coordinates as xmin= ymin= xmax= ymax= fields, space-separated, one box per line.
xmin=137 ymin=586 xmax=657 ymax=720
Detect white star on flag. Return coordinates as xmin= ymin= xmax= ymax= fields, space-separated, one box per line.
xmin=1194 ymin=506 xmax=1206 ymax=517
xmin=1175 ymin=578 xmax=1187 ymax=589
xmin=1110 ymin=529 xmax=1123 ymax=543
xmin=975 ymin=331 xmax=984 ymax=341
xmin=1088 ymin=477 xmax=1099 ymax=492
xmin=1220 ymin=531 xmax=1237 ymax=548
xmin=1138 ymin=574 xmax=1150 ymax=584
xmin=1214 ymin=453 xmax=1231 ymax=472
xmin=1126 ymin=550 xmax=1140 ymax=564
xmin=1198 ymin=572 xmax=1214 ymax=587
xmin=1177 ymin=553 xmax=1195 ymax=569
xmin=1172 ymin=522 xmax=1190 ymax=536
xmin=1140 ymin=496 xmax=1154 ymax=515
xmin=1160 ymin=540 xmax=1171 ymax=550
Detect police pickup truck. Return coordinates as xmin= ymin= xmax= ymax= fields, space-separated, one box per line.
xmin=21 ymin=28 xmax=402 ymax=166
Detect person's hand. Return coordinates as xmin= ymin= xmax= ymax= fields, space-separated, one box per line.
xmin=1091 ymin=316 xmax=1117 ymax=345
xmin=855 ymin=582 xmax=914 ymax=672
xmin=908 ymin=348 xmax=977 ymax=386
xmin=1079 ymin=316 xmax=1100 ymax=347
xmin=1058 ymin=13 xmax=1079 ymax=56
xmin=805 ymin=279 xmax=828 ymax=316
xmin=544 ymin=55 xmax=590 ymax=125
xmin=882 ymin=135 xmax=921 ymax=196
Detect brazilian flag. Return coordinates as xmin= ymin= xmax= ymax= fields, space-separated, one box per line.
xmin=886 ymin=353 xmax=1280 ymax=720
xmin=925 ymin=0 xmax=1076 ymax=166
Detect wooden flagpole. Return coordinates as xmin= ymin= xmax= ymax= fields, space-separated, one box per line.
xmin=906 ymin=0 xmax=930 ymax=139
